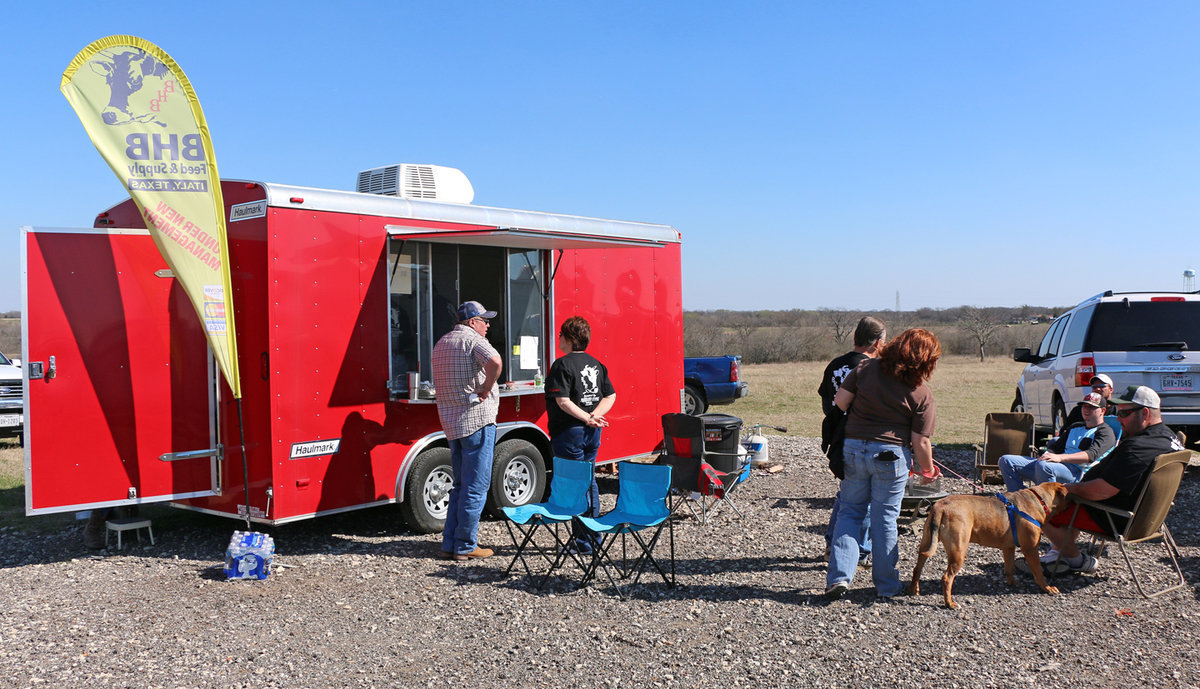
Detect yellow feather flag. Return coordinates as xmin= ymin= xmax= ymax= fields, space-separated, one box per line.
xmin=61 ymin=35 xmax=241 ymax=399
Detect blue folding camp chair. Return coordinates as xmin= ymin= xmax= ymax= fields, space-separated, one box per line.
xmin=577 ymin=461 xmax=675 ymax=599
xmin=501 ymin=456 xmax=593 ymax=588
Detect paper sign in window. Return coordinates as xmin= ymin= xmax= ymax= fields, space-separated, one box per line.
xmin=520 ymin=336 xmax=539 ymax=369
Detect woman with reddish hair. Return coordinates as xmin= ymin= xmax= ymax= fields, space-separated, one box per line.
xmin=825 ymin=328 xmax=942 ymax=600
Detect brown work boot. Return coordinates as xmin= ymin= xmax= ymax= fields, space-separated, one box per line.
xmin=451 ymin=547 xmax=493 ymax=561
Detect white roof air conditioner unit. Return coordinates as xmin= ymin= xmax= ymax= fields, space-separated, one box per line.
xmin=355 ymin=164 xmax=474 ymax=204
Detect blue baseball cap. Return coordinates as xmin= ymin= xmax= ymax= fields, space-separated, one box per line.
xmin=457 ymin=300 xmax=497 ymax=321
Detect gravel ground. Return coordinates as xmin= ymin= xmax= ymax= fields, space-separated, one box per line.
xmin=2 ymin=436 xmax=1199 ymax=689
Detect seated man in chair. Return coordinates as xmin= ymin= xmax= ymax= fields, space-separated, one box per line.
xmin=1040 ymin=386 xmax=1184 ymax=572
xmin=998 ymin=392 xmax=1116 ymax=492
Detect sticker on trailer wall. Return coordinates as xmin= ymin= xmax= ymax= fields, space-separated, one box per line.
xmin=290 ymin=439 xmax=341 ymax=459
xmin=202 ymin=285 xmax=227 ymax=334
xmin=230 ymin=200 xmax=266 ymax=222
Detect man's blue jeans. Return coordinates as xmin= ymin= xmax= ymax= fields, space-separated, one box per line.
xmin=552 ymin=425 xmax=602 ymax=543
xmin=442 ymin=424 xmax=496 ymax=555
xmin=998 ymin=454 xmax=1086 ymax=493
xmin=827 ymin=439 xmax=909 ymax=598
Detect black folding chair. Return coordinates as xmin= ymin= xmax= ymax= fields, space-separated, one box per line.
xmin=657 ymin=413 xmax=750 ymax=522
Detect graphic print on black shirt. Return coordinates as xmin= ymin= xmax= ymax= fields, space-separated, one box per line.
xmin=818 ymin=351 xmax=867 ymax=450
xmin=545 ymin=352 xmax=616 ymax=438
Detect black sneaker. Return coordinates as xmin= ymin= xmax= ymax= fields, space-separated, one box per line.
xmin=825 ymin=582 xmax=849 ymax=599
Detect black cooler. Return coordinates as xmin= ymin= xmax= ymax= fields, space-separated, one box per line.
xmin=699 ymin=413 xmax=743 ymax=472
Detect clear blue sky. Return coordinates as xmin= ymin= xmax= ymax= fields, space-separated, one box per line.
xmin=4 ymin=3 xmax=1198 ymax=315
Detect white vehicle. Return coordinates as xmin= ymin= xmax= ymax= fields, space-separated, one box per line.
xmin=0 ymin=351 xmax=21 ymax=445
xmin=1012 ymin=290 xmax=1200 ymax=441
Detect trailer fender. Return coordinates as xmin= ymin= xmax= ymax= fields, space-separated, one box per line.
xmin=393 ymin=421 xmax=550 ymax=505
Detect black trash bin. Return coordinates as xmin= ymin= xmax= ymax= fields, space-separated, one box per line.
xmin=699 ymin=413 xmax=743 ymax=472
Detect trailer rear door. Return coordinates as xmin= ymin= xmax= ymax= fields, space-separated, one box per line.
xmin=22 ymin=227 xmax=220 ymax=514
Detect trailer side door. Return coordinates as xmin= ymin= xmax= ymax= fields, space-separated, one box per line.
xmin=22 ymin=227 xmax=219 ymax=514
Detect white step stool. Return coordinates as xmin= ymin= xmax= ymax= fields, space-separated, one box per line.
xmin=105 ymin=517 xmax=154 ymax=550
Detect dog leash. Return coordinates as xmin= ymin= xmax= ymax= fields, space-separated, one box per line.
xmin=930 ymin=457 xmax=987 ymax=492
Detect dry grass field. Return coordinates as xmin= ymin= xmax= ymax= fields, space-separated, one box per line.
xmin=735 ymin=355 xmax=1026 ymax=447
xmin=0 ymin=439 xmax=32 ymax=528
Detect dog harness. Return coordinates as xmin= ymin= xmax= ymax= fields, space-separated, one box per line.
xmin=996 ymin=493 xmax=1042 ymax=546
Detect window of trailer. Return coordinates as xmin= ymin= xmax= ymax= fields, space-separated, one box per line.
xmin=387 ymin=240 xmax=545 ymax=397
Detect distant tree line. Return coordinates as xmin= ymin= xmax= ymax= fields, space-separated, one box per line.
xmin=3 ymin=306 xmax=1064 ymax=366
xmin=684 ymin=305 xmax=1065 ymax=364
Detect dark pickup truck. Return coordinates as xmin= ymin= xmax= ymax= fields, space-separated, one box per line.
xmin=683 ymin=355 xmax=749 ymax=415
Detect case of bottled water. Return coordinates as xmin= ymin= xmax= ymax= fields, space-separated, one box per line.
xmin=224 ymin=530 xmax=274 ymax=581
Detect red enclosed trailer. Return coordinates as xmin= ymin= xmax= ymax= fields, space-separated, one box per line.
xmin=21 ymin=169 xmax=684 ymax=530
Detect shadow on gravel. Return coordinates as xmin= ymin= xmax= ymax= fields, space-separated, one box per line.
xmin=0 ymin=502 xmax=443 ymax=569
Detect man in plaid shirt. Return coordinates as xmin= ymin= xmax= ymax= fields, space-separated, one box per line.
xmin=433 ymin=301 xmax=503 ymax=561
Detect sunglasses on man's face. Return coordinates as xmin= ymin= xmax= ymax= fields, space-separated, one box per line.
xmin=1116 ymin=407 xmax=1145 ymax=418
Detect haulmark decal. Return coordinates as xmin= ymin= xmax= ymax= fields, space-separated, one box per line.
xmin=230 ymin=200 xmax=266 ymax=222
xmin=289 ymin=439 xmax=341 ymax=459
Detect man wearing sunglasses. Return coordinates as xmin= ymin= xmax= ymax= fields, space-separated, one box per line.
xmin=1064 ymin=374 xmax=1117 ymax=428
xmin=1040 ymin=386 xmax=1184 ymax=574
xmin=433 ymin=301 xmax=504 ymax=561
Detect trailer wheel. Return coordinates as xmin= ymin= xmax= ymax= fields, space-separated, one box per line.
xmin=683 ymin=384 xmax=707 ymax=415
xmin=486 ymin=439 xmax=546 ymax=518
xmin=400 ymin=447 xmax=453 ymax=534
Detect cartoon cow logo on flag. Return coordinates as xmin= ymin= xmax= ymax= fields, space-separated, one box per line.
xmin=90 ymin=49 xmax=170 ymax=127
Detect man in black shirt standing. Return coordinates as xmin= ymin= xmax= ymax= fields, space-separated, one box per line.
xmin=545 ymin=316 xmax=616 ymax=553
xmin=1042 ymin=385 xmax=1185 ymax=573
xmin=818 ymin=316 xmax=886 ymax=560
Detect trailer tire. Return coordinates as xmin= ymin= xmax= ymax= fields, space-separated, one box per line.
xmin=683 ymin=384 xmax=707 ymax=415
xmin=400 ymin=447 xmax=453 ymax=534
xmin=486 ymin=439 xmax=546 ymax=518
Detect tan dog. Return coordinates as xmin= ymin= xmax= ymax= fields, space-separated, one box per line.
xmin=908 ymin=482 xmax=1071 ymax=609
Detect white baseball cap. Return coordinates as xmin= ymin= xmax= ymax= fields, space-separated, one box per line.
xmin=1111 ymin=385 xmax=1160 ymax=410
xmin=1089 ymin=374 xmax=1114 ymax=388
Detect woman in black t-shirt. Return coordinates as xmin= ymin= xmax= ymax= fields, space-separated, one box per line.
xmin=545 ymin=317 xmax=616 ymax=551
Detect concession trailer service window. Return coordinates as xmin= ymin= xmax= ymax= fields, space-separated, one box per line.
xmin=386 ymin=239 xmax=545 ymax=398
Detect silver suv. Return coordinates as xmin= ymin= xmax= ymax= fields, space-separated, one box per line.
xmin=0 ymin=351 xmax=22 ymax=445
xmin=1012 ymin=290 xmax=1200 ymax=441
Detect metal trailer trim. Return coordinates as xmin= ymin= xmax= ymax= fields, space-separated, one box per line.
xmin=24 ymin=490 xmax=219 ymax=517
xmin=20 ymin=228 xmax=30 ymax=506
xmin=240 ymin=180 xmax=679 ymax=246
xmin=22 ymin=225 xmax=151 ymax=236
xmin=170 ymin=498 xmax=396 ymax=526
xmin=385 ymin=225 xmax=671 ymax=249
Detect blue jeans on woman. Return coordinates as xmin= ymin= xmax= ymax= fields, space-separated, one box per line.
xmin=998 ymin=454 xmax=1086 ymax=493
xmin=552 ymin=425 xmax=602 ymax=545
xmin=442 ymin=424 xmax=496 ymax=555
xmin=826 ymin=438 xmax=910 ymax=598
